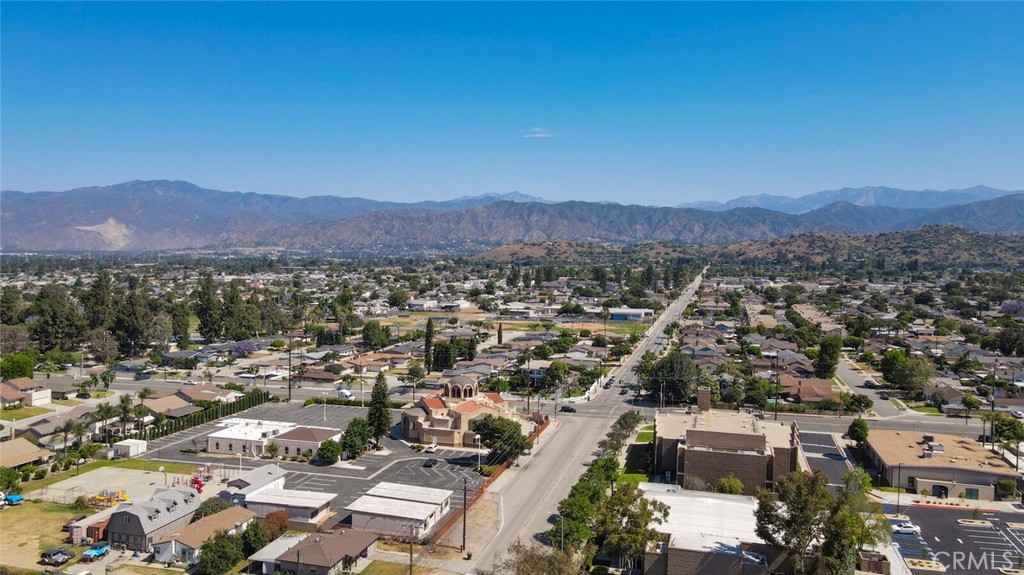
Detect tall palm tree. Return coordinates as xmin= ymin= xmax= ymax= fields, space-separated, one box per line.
xmin=133 ymin=405 xmax=149 ymax=432
xmin=95 ymin=402 xmax=116 ymax=445
xmin=57 ymin=420 xmax=75 ymax=457
xmin=117 ymin=394 xmax=134 ymax=435
xmin=70 ymin=420 xmax=87 ymax=452
xmin=137 ymin=387 xmax=153 ymax=402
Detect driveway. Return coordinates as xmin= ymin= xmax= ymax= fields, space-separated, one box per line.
xmin=799 ymin=431 xmax=853 ymax=489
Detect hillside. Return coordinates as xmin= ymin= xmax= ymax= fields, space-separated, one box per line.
xmin=469 ymin=241 xmax=708 ymax=265
xmin=715 ymin=226 xmax=1024 ymax=270
xmin=677 ymin=185 xmax=1017 ymax=213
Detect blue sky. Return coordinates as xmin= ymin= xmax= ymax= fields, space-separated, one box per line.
xmin=2 ymin=2 xmax=1022 ymax=205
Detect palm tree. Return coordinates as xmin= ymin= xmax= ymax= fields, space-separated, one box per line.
xmin=133 ymin=405 xmax=149 ymax=432
xmin=70 ymin=420 xmax=87 ymax=451
xmin=57 ymin=420 xmax=75 ymax=457
xmin=117 ymin=394 xmax=134 ymax=435
xmin=95 ymin=402 xmax=116 ymax=445
xmin=100 ymin=366 xmax=116 ymax=390
xmin=137 ymin=387 xmax=153 ymax=402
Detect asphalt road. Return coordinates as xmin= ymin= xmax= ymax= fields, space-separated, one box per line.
xmin=836 ymin=358 xmax=899 ymax=418
xmin=470 ymin=269 xmax=707 ymax=573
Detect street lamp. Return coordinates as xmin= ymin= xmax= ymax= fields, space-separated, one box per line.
xmin=895 ymin=463 xmax=903 ymax=515
xmin=475 ymin=434 xmax=481 ymax=470
xmin=322 ymin=392 xmax=327 ymax=422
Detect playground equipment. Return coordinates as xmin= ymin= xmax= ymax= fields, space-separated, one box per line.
xmin=90 ymin=490 xmax=129 ymax=507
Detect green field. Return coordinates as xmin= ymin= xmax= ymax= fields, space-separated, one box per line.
xmin=635 ymin=431 xmax=654 ymax=443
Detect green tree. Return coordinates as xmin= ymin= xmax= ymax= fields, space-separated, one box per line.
xmin=424 ymin=318 xmax=435 ymax=373
xmin=0 ymin=467 xmax=21 ymax=494
xmin=193 ymin=273 xmax=222 ymax=343
xmin=960 ymin=394 xmax=983 ymax=422
xmin=117 ymin=393 xmax=135 ymax=435
xmin=645 ymin=350 xmax=702 ymax=405
xmin=190 ymin=497 xmax=232 ymax=523
xmin=814 ymin=335 xmax=842 ymax=379
xmin=755 ymin=470 xmax=836 ymax=575
xmin=361 ymin=320 xmax=391 ymax=351
xmin=367 ymin=373 xmax=392 ymax=447
xmin=194 ymin=531 xmax=243 ymax=575
xmin=171 ymin=302 xmax=191 ymax=348
xmin=0 ymin=285 xmax=23 ymax=325
xmin=95 ymin=402 xmax=116 ymax=445
xmin=497 ymin=323 xmax=504 ymax=345
xmin=387 ymin=288 xmax=409 ymax=309
xmin=847 ymin=418 xmax=870 ymax=446
xmin=316 ymin=438 xmax=342 ymax=463
xmin=29 ymin=284 xmax=84 ymax=352
xmin=81 ymin=270 xmax=114 ymax=330
xmin=0 ymin=354 xmax=34 ymax=380
xmin=341 ymin=417 xmax=372 ymax=459
xmin=594 ymin=481 xmax=670 ymax=570
xmin=240 ymin=520 xmax=268 ymax=556
xmin=715 ymin=473 xmax=744 ymax=495
xmin=111 ymin=289 xmax=152 ymax=356
xmin=472 ymin=414 xmax=532 ymax=465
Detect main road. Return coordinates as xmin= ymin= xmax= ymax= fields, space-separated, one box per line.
xmin=470 ymin=268 xmax=706 ymax=572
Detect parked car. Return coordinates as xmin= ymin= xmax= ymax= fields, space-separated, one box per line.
xmin=184 ymin=380 xmax=200 ymax=386
xmin=892 ymin=522 xmax=921 ymax=535
xmin=82 ymin=542 xmax=111 ymax=561
xmin=424 ymin=443 xmax=438 ymax=453
xmin=423 ymin=458 xmax=439 ymax=468
xmin=559 ymin=405 xmax=577 ymax=413
xmin=619 ymin=388 xmax=629 ymax=395
xmin=1013 ymin=410 xmax=1024 ymax=419
xmin=77 ymin=391 xmax=92 ymax=399
xmin=40 ymin=548 xmax=74 ymax=566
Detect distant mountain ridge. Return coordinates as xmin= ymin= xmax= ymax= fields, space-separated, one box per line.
xmin=1 ymin=180 xmax=1021 ymax=253
xmin=677 ymin=185 xmax=1017 ymax=213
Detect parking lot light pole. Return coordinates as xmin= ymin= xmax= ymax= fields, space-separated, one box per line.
xmin=475 ymin=434 xmax=481 ymax=470
xmin=896 ymin=463 xmax=903 ymax=515
xmin=322 ymin=392 xmax=327 ymax=422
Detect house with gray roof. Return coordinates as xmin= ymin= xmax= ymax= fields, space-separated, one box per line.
xmin=106 ymin=487 xmax=201 ymax=551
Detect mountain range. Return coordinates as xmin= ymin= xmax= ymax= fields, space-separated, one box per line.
xmin=676 ymin=185 xmax=1016 ymax=213
xmin=0 ymin=180 xmax=1021 ymax=253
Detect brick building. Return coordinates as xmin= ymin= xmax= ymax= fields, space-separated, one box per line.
xmin=653 ymin=389 xmax=802 ymax=495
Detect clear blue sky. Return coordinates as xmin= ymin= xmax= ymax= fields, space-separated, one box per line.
xmin=2 ymin=2 xmax=1022 ymax=205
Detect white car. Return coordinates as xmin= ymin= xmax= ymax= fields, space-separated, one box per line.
xmin=893 ymin=522 xmax=921 ymax=535
xmin=1013 ymin=411 xmax=1024 ymax=419
xmin=184 ymin=380 xmax=200 ymax=386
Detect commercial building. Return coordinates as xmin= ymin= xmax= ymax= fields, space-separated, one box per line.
xmin=152 ymin=505 xmax=256 ymax=565
xmin=107 ymin=487 xmax=202 ymax=551
xmin=345 ymin=482 xmax=454 ymax=539
xmin=640 ymin=483 xmax=783 ymax=575
xmin=205 ymin=419 xmax=298 ymax=456
xmin=653 ymin=391 xmax=801 ymax=495
xmin=866 ymin=430 xmax=1020 ymax=501
xmin=244 ymin=489 xmax=335 ymax=528
xmin=218 ymin=464 xmax=287 ymax=505
xmin=270 ymin=426 xmax=342 ymax=458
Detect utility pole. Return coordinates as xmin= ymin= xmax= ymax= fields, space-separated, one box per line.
xmin=409 ymin=523 xmax=414 ymax=575
xmin=287 ymin=334 xmax=293 ymax=402
xmin=462 ymin=477 xmax=468 ymax=552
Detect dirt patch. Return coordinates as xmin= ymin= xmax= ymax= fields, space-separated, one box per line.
xmin=28 ymin=466 xmax=221 ymax=506
xmin=0 ymin=501 xmax=82 ymax=569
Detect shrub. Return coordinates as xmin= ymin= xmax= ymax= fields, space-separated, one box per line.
xmin=33 ymin=467 xmax=48 ymax=480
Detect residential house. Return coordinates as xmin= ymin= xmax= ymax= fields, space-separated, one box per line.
xmin=0 ymin=436 xmax=54 ymax=469
xmin=107 ymin=487 xmax=202 ymax=551
xmin=2 ymin=377 xmax=52 ymax=406
xmin=248 ymin=535 xmax=307 ymax=575
xmin=276 ymin=531 xmax=378 ymax=575
xmin=152 ymin=506 xmax=256 ymax=565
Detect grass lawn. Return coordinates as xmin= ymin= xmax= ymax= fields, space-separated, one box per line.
xmin=52 ymin=399 xmax=83 ymax=407
xmin=91 ymin=390 xmax=115 ymax=399
xmin=641 ymin=424 xmax=654 ymax=431
xmin=112 ymin=566 xmax=186 ymax=575
xmin=0 ymin=405 xmax=54 ymax=421
xmin=0 ymin=500 xmax=87 ymax=569
xmin=617 ymin=473 xmax=648 ymax=485
xmin=635 ymin=431 xmax=654 ymax=443
xmin=623 ymin=443 xmax=650 ymax=476
xmin=911 ymin=405 xmax=944 ymax=416
xmin=878 ymin=486 xmax=910 ymax=493
xmin=20 ymin=459 xmax=196 ymax=492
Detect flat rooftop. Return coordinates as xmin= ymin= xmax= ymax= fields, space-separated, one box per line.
xmin=245 ymin=489 xmax=335 ymax=508
xmin=345 ymin=495 xmax=440 ymax=522
xmin=868 ymin=430 xmax=1018 ymax=476
xmin=208 ymin=419 xmax=297 ymax=441
xmin=248 ymin=534 xmax=307 ymax=563
xmin=367 ymin=482 xmax=453 ymax=506
xmin=655 ymin=409 xmax=795 ymax=449
xmin=639 ymin=483 xmax=764 ymax=554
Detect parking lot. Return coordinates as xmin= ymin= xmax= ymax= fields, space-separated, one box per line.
xmin=141 ymin=402 xmax=486 ymax=520
xmin=799 ymin=432 xmax=853 ymax=488
xmin=887 ymin=504 xmax=1024 ymax=574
